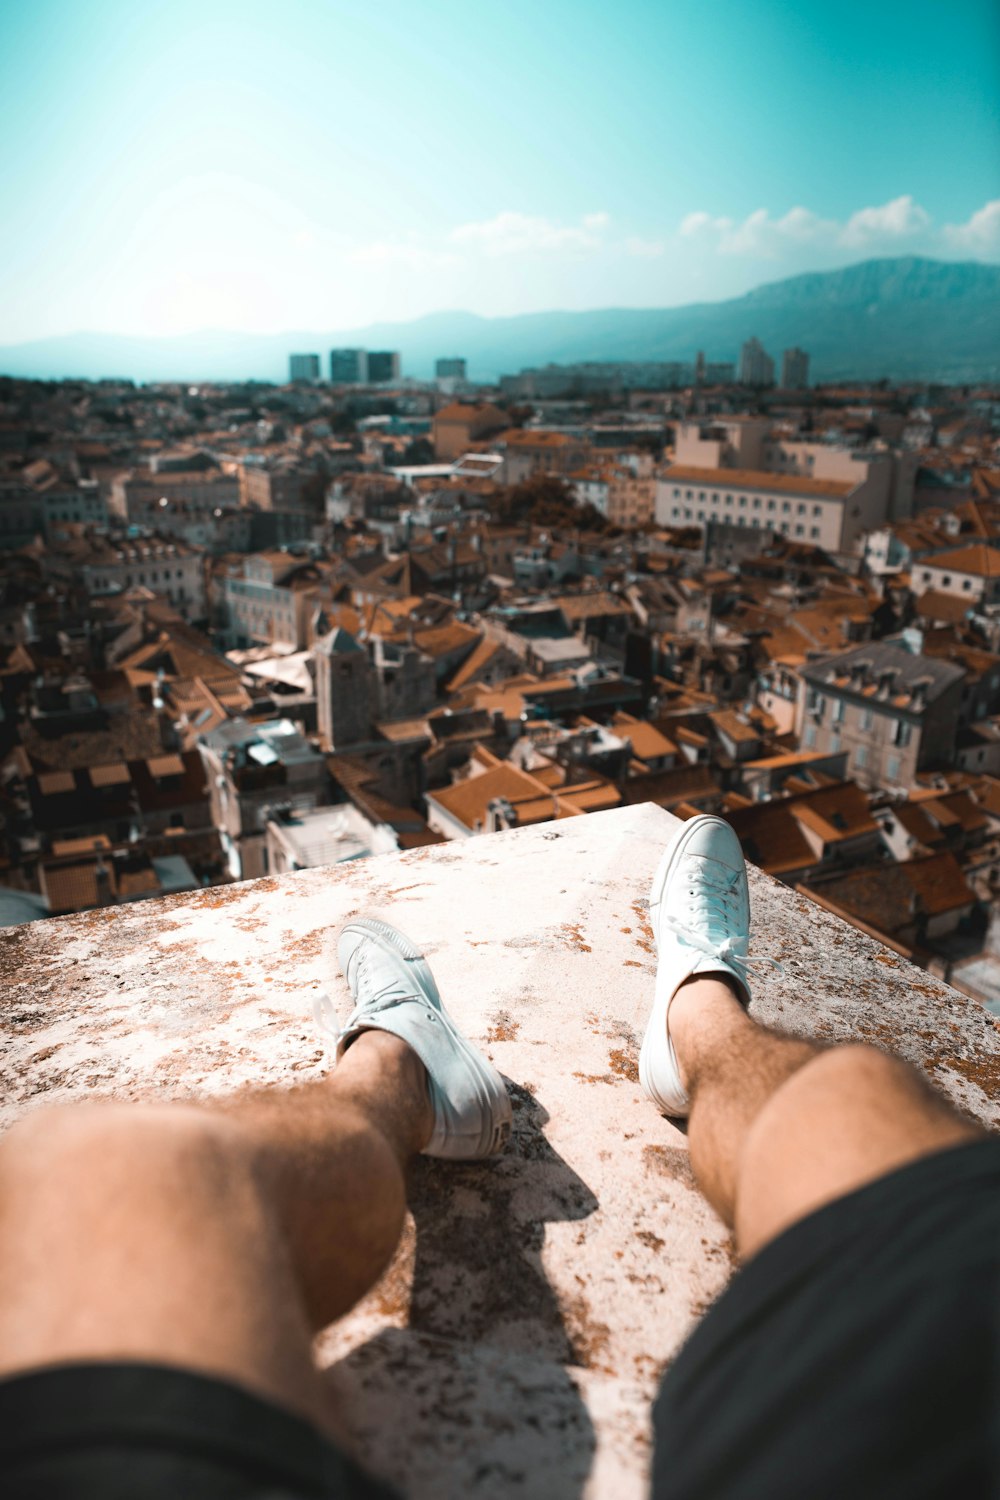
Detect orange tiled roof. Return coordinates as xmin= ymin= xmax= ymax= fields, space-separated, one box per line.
xmin=660 ymin=465 xmax=854 ymax=499
xmin=922 ymin=544 xmax=1000 ymax=577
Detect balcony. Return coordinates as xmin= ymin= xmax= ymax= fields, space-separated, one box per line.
xmin=3 ymin=804 xmax=999 ymax=1498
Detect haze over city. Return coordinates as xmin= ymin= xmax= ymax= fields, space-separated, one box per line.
xmin=2 ymin=0 xmax=998 ymax=349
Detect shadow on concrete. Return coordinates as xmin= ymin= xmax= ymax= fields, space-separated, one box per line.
xmin=325 ymin=1082 xmax=600 ymax=1498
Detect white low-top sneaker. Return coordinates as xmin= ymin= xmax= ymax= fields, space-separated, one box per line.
xmin=318 ymin=917 xmax=512 ymax=1160
xmin=639 ymin=814 xmax=775 ymax=1117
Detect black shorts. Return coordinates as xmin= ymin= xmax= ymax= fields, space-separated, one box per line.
xmin=0 ymin=1362 xmax=399 ymax=1499
xmin=3 ymin=1141 xmax=999 ymax=1498
xmin=653 ymin=1137 xmax=1000 ymax=1498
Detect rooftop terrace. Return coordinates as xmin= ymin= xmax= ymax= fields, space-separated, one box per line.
xmin=3 ymin=803 xmax=999 ymax=1497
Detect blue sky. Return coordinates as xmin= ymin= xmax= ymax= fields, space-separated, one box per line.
xmin=1 ymin=0 xmax=998 ymax=342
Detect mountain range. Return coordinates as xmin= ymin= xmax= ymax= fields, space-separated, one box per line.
xmin=1 ymin=257 xmax=998 ymax=386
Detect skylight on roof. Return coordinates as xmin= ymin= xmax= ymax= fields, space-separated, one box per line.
xmin=247 ymin=742 xmax=279 ymax=766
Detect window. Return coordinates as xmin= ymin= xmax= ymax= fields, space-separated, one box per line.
xmin=810 ymin=527 xmax=820 ymax=539
xmin=855 ymin=746 xmax=868 ymax=769
xmin=753 ymin=497 xmax=761 ymax=509
xmin=739 ymin=496 xmax=747 ymax=508
xmin=780 ymin=522 xmax=789 ymax=535
xmin=830 ymin=732 xmax=841 ymax=753
xmin=963 ymin=579 xmax=972 ymax=591
xmin=886 ymin=754 xmax=901 ymax=781
xmin=833 ymin=700 xmax=845 ymax=723
xmin=893 ymin=720 xmax=912 ymax=747
xmin=813 ymin=505 xmax=822 ymax=517
xmin=673 ymin=488 xmax=680 ymax=498
xmin=782 ymin=501 xmax=791 ymax=514
xmin=725 ymin=493 xmax=734 ymax=506
xmin=795 ymin=525 xmax=804 ymax=537
xmin=804 ymin=723 xmax=817 ymax=748
xmin=767 ymin=499 xmax=776 ymax=511
xmin=859 ymin=708 xmax=873 ymax=731
xmin=752 ymin=517 xmax=759 ymax=528
xmin=698 ymin=491 xmax=706 ymax=501
xmin=671 ymin=507 xmax=680 ymax=519
xmin=797 ymin=503 xmax=806 ymax=516
xmin=942 ymin=575 xmax=952 ymax=587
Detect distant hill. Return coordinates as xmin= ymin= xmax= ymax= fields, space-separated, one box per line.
xmin=1 ymin=257 xmax=998 ymax=385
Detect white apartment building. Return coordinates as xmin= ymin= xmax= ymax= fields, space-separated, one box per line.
xmin=654 ymin=465 xmax=881 ymax=553
xmin=910 ymin=545 xmax=1000 ymax=605
xmin=77 ymin=537 xmax=207 ymax=620
xmin=738 ymin=337 xmax=775 ymax=387
xmin=217 ymin=552 xmax=321 ymax=649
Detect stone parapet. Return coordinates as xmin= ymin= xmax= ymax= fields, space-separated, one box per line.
xmin=3 ymin=804 xmax=998 ymax=1496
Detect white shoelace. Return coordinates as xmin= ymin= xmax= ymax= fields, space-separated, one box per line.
xmin=313 ymin=948 xmax=431 ymax=1051
xmin=655 ymin=868 xmax=782 ymax=987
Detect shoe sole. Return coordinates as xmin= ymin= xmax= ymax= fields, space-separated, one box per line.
xmin=340 ymin=918 xmax=512 ymax=1159
xmin=639 ymin=815 xmax=748 ymax=1116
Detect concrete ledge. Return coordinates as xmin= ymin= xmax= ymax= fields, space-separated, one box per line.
xmin=3 ymin=803 xmax=999 ymax=1497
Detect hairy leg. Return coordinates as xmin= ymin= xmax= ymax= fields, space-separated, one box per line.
xmin=0 ymin=1031 xmax=431 ymax=1426
xmin=668 ymin=975 xmax=984 ymax=1260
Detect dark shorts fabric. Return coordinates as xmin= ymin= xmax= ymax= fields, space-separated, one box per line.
xmin=653 ymin=1137 xmax=1000 ymax=1499
xmin=0 ymin=1362 xmax=399 ymax=1500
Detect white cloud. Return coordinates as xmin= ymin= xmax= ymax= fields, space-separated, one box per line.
xmin=450 ymin=210 xmax=610 ymax=256
xmin=680 ymin=211 xmax=732 ymax=238
xmin=681 ymin=205 xmax=833 ymax=258
xmin=678 ymin=195 xmax=937 ymax=258
xmin=943 ymin=199 xmax=1000 ymax=255
xmin=839 ymin=194 xmax=930 ymax=247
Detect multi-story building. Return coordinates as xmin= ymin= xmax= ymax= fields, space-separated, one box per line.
xmin=330 ymin=348 xmax=369 ymax=384
xmin=675 ymin=417 xmax=770 ymax=470
xmin=238 ymin=461 xmax=320 ymax=514
xmin=781 ymin=347 xmax=810 ymax=390
xmin=738 ymin=337 xmax=775 ymax=388
xmin=435 ymin=358 xmax=467 ymax=380
xmin=76 ymin=536 xmax=207 ymax=620
xmin=109 ymin=466 xmax=240 ymax=526
xmin=289 ymin=353 xmax=320 ymax=383
xmin=910 ymin=545 xmax=1000 ymax=607
xmin=797 ymin=643 xmax=965 ymax=790
xmin=366 ymin=351 xmax=401 ymax=384
xmin=197 ymin=717 xmax=328 ymax=879
xmin=217 ymin=551 xmax=326 ymax=649
xmin=499 ymin=429 xmax=593 ymax=485
xmin=655 ymin=465 xmax=882 ymax=553
xmin=41 ymin=481 xmax=108 ymax=532
xmin=432 ymin=402 xmax=507 ymax=461
xmin=605 ymin=466 xmax=655 ymax=528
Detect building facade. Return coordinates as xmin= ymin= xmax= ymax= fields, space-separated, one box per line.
xmin=435 ymin=358 xmax=467 ymax=380
xmin=797 ymin=644 xmax=964 ymax=790
xmin=289 ymin=353 xmax=320 ymax=383
xmin=330 ymin=348 xmax=369 ymax=383
xmin=738 ymin=337 xmax=775 ymax=387
xmin=781 ymin=347 xmax=810 ymax=389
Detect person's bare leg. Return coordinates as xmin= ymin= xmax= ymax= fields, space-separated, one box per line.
xmin=668 ymin=973 xmax=985 ymax=1260
xmin=0 ymin=1030 xmax=432 ymax=1428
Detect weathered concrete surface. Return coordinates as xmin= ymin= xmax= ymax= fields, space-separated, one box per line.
xmin=2 ymin=803 xmax=999 ymax=1498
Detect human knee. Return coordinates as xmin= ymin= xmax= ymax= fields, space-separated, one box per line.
xmin=0 ymin=1102 xmax=244 ymax=1200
